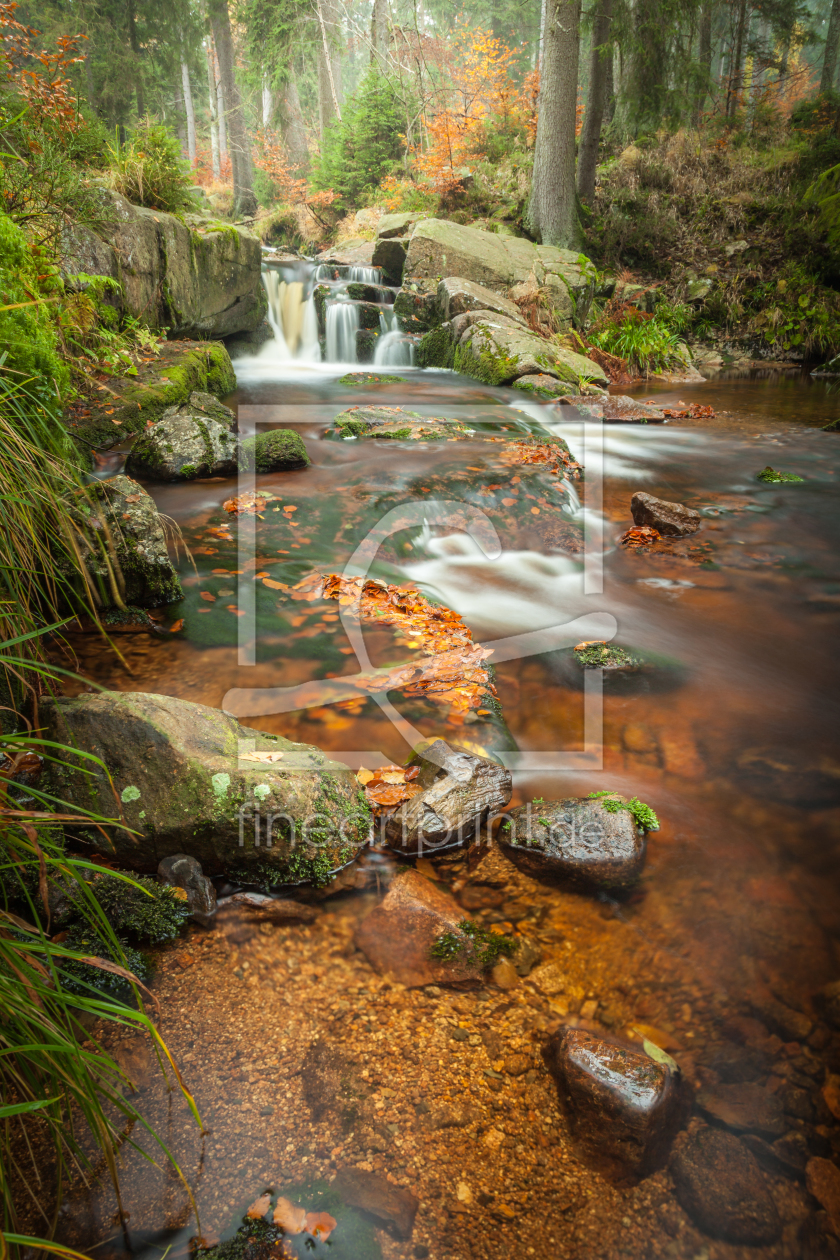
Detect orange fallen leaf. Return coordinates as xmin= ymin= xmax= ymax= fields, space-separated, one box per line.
xmin=247 ymin=1193 xmax=271 ymax=1219
xmin=224 ymin=492 xmax=267 ymax=516
xmin=530 ymin=507 xmax=540 ymax=515
xmin=170 ymin=619 xmax=184 ymax=633
xmin=365 ymin=781 xmax=414 ymax=807
xmin=227 ymin=605 xmax=245 ymax=616
xmin=501 ymin=498 xmax=516 ymax=506
xmin=124 ymin=494 xmax=142 ymax=503
xmin=263 ymin=578 xmax=288 ymax=590
xmin=200 ymin=592 xmax=215 ymax=602
xmin=239 ymin=751 xmax=284 ymax=764
xmin=211 ymin=568 xmax=230 ymax=575
xmin=283 ymin=505 xmax=298 ymax=512
xmin=574 ymin=640 xmax=605 ymax=651
xmin=356 ymin=767 xmax=374 ymax=785
xmin=274 ymin=1197 xmax=306 ymax=1234
xmin=305 ymin=1211 xmax=336 ymax=1241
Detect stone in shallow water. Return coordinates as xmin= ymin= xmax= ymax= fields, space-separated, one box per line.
xmin=79 ymin=474 xmax=182 ymax=607
xmin=696 ymin=1081 xmax=786 ymax=1139
xmin=125 ymin=391 xmax=237 ymax=481
xmin=499 ymin=796 xmax=646 ymax=892
xmin=354 ymin=868 xmax=484 ymax=988
xmin=327 ymin=405 xmax=468 ymax=441
xmin=332 ymin=1168 xmax=419 ymax=1239
xmin=157 ymin=852 xmax=216 ymax=926
xmin=383 ymin=739 xmax=512 ymax=857
xmin=237 ymin=428 xmax=310 ymax=472
xmin=630 ymin=491 xmax=701 ymax=537
xmin=671 ymin=1126 xmax=781 ymax=1244
xmin=544 ymin=1027 xmax=684 ymax=1179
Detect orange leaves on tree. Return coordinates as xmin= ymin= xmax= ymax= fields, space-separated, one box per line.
xmin=0 ymin=3 xmax=86 ymax=133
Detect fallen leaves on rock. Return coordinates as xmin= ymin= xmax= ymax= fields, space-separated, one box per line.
xmin=661 ymin=403 xmax=716 ymax=419
xmin=273 ymin=1197 xmax=306 ymax=1233
xmin=357 ymin=763 xmax=424 ymax=811
xmin=620 ymin=525 xmax=661 ymax=548
xmin=497 ymin=439 xmax=582 ymax=480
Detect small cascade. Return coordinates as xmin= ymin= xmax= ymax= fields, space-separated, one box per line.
xmin=262 ymin=266 xmax=319 ymax=360
xmin=348 ymin=265 xmax=381 ymax=284
xmin=374 ymin=330 xmax=415 ymax=367
xmin=325 ymin=298 xmax=361 ymax=363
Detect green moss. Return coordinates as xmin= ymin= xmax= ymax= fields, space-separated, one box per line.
xmin=335 ymin=416 xmax=372 ymax=437
xmin=71 ymin=871 xmax=190 ymax=943
xmin=337 ymin=371 xmax=406 ymax=385
xmin=180 ymin=462 xmax=197 ymax=479
xmin=454 ymin=339 xmax=520 ymax=386
xmin=756 ymin=466 xmax=804 ymax=483
xmin=587 ymin=790 xmax=660 ymax=831
xmin=575 ymin=644 xmax=643 ymax=670
xmin=238 ymin=429 xmax=311 ymax=472
xmin=430 ymin=919 xmax=516 ymax=968
xmin=416 ymin=325 xmax=455 ymax=370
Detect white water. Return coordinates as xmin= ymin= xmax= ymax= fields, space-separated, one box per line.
xmin=262 ymin=269 xmax=319 ymax=360
xmin=374 ymin=329 xmax=415 ymax=367
xmin=325 ymin=298 xmax=360 ymax=362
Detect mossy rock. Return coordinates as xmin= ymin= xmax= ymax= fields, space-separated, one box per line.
xmin=356 ymin=327 xmax=378 ymax=363
xmin=337 ymin=372 xmax=406 ymax=386
xmin=327 ymin=405 xmax=470 ymax=441
xmin=125 ymin=397 xmax=237 ymax=482
xmin=238 ymin=429 xmax=311 ymax=473
xmin=549 ymin=643 xmax=687 ymax=694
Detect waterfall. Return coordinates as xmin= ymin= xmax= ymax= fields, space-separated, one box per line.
xmin=348 ymin=266 xmax=381 ymax=284
xmin=374 ymin=309 xmax=415 ymax=367
xmin=326 ymin=299 xmax=360 ymax=362
xmin=262 ymin=268 xmax=319 ymax=361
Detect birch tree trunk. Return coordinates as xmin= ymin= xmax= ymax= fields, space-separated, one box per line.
xmin=526 ymin=0 xmax=582 ymax=247
xmin=214 ymin=46 xmax=228 ymax=160
xmin=822 ymin=0 xmax=840 ymax=94
xmin=182 ymin=61 xmax=197 ymax=165
xmin=576 ymin=0 xmax=614 ymax=207
xmin=262 ymin=75 xmax=273 ymax=127
xmin=208 ymin=0 xmax=257 ymax=218
xmin=316 ymin=0 xmax=343 ymax=140
xmin=278 ymin=72 xmax=311 ymax=175
xmin=205 ymin=40 xmax=221 ymax=178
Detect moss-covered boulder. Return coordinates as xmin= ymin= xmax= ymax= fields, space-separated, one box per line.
xmin=394 ymin=285 xmax=440 ymax=334
xmin=61 ymin=189 xmax=266 ymax=338
xmin=66 ymin=340 xmax=236 ymax=451
xmin=125 ymin=393 xmax=237 ymax=481
xmin=417 ymin=314 xmax=608 ymax=389
xmin=72 ymin=475 xmax=182 ymax=606
xmin=42 ymin=692 xmax=372 ymax=881
xmin=238 ymin=429 xmax=311 ymax=472
xmin=327 ymin=405 xmax=471 ymax=440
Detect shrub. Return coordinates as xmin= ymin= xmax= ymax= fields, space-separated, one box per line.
xmin=311 ymin=71 xmax=409 ymax=207
xmin=588 ymin=307 xmax=689 ymax=375
xmin=0 ymin=211 xmax=69 ymax=402
xmin=107 ymin=120 xmax=195 ymax=213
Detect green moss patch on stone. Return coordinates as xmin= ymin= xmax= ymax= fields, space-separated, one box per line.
xmin=337 ymin=371 xmax=406 ymax=385
xmin=238 ymin=429 xmax=311 ymax=472
xmin=574 ymin=643 xmax=644 ymax=671
xmin=756 ymin=466 xmax=804 ymax=483
xmin=416 ymin=325 xmax=455 ymax=370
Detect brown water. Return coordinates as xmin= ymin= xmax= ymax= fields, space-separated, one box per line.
xmin=52 ymin=361 xmax=840 ymax=1260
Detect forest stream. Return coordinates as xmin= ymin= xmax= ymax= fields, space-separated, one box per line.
xmin=48 ymin=258 xmax=840 ymax=1260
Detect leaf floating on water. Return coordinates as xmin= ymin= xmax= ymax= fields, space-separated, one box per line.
xmin=262 ymin=578 xmax=289 ymax=591
xmin=619 ymin=526 xmax=661 ymax=548
xmin=273 ymin=1197 xmax=307 ymax=1234
xmin=170 ymin=619 xmax=184 ymax=633
xmin=239 ymin=751 xmax=284 ymax=764
xmin=199 ymin=591 xmax=215 ymax=602
xmin=224 ymin=492 xmax=268 ymax=515
xmin=246 ymin=1192 xmax=272 ymax=1220
xmin=304 ymin=1210 xmax=337 ymax=1241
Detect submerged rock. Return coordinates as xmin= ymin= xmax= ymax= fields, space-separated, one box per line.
xmin=602 ymin=395 xmax=667 ymax=423
xmin=544 ymin=1027 xmax=684 ymax=1179
xmin=631 ymin=491 xmax=701 ymax=537
xmin=327 ymin=405 xmax=470 ymax=441
xmin=331 ymin=1168 xmax=419 ymax=1239
xmin=498 ymin=796 xmax=647 ymax=892
xmin=383 ymin=739 xmax=512 ymax=856
xmin=42 ymin=692 xmax=371 ymax=879
xmin=125 ymin=392 xmax=237 ymax=481
xmin=696 ymin=1082 xmax=786 ymax=1139
xmin=238 ymin=428 xmax=310 ymax=472
xmin=157 ymin=852 xmax=216 ymax=926
xmin=670 ymin=1126 xmax=781 ymax=1244
xmin=74 ymin=474 xmax=182 ymax=607
xmin=354 ymin=868 xmax=484 ymax=987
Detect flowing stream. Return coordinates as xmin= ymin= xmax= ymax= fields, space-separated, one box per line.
xmin=53 ymin=287 xmax=840 ymax=1258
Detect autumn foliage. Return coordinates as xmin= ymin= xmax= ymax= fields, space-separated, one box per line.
xmin=0 ymin=2 xmax=85 ymax=132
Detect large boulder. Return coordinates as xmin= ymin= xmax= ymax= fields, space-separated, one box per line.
xmin=238 ymin=429 xmax=311 ymax=472
xmin=417 ymin=313 xmax=608 ymax=390
xmin=125 ymin=393 xmax=237 ymax=481
xmin=72 ymin=474 xmax=182 ymax=606
xmin=61 ymin=189 xmax=265 ymax=339
xmin=436 ymin=276 xmax=524 ymax=323
xmin=42 ymin=692 xmax=372 ymax=881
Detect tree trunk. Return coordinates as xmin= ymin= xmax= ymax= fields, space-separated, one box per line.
xmin=262 ymin=75 xmax=273 ymax=127
xmin=692 ymin=1 xmax=712 ymax=124
xmin=526 ymin=0 xmax=582 ymax=247
xmin=576 ymin=0 xmax=614 ymax=207
xmin=83 ymin=50 xmax=98 ymax=114
xmin=627 ymin=0 xmax=668 ymax=131
xmin=127 ymin=0 xmax=144 ymax=117
xmin=182 ymin=60 xmax=197 ymax=165
xmin=205 ymin=40 xmax=221 ymax=178
xmin=604 ymin=43 xmax=615 ymax=121
xmin=371 ymin=0 xmax=389 ymax=66
xmin=316 ymin=0 xmax=343 ymax=139
xmin=214 ymin=46 xmax=228 ymax=159
xmin=208 ymin=0 xmax=257 ymax=217
xmin=727 ymin=0 xmax=747 ymax=118
xmin=278 ymin=72 xmax=310 ymax=175
xmin=822 ymin=0 xmax=840 ymax=94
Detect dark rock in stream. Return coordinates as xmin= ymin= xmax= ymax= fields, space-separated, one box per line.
xmin=671 ymin=1126 xmax=782 ymax=1244
xmin=74 ymin=474 xmax=182 ymax=606
xmin=125 ymin=391 xmax=237 ymax=481
xmin=332 ymin=1168 xmax=419 ymax=1238
xmin=42 ymin=692 xmax=371 ymax=878
xmin=815 ymin=979 xmax=840 ymax=1029
xmin=354 ymin=868 xmax=485 ymax=987
xmin=696 ymin=1081 xmax=786 ymax=1138
xmin=158 ymin=852 xmax=216 ymax=926
xmin=630 ymin=491 xmax=701 ymax=537
xmin=544 ymin=1027 xmax=685 ymax=1179
xmin=499 ymin=796 xmax=647 ymax=893
xmin=383 ymin=739 xmax=512 ymax=857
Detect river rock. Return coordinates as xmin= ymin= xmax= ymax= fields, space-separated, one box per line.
xmin=544 ymin=1027 xmax=684 ymax=1179
xmin=417 ymin=314 xmax=607 ymax=390
xmin=630 ymin=491 xmax=701 ymax=537
xmin=383 ymin=739 xmax=512 ymax=856
xmin=498 ymin=796 xmax=646 ymax=892
xmin=42 ymin=692 xmax=371 ymax=879
xmin=512 ymin=373 xmax=574 ymax=399
xmin=125 ymin=394 xmax=237 ymax=481
xmin=815 ymin=980 xmax=840 ymax=1029
xmin=394 ymin=285 xmax=439 ymax=334
xmin=327 ymin=405 xmax=469 ymax=441
xmin=602 ymin=396 xmax=667 ymax=422
xmin=354 ymin=868 xmax=484 ymax=987
xmin=75 ymin=474 xmax=182 ymax=606
xmin=157 ymin=853 xmax=216 ymax=926
xmin=238 ymin=429 xmax=310 ymax=472
xmin=61 ymin=188 xmax=265 ymax=338
xmin=696 ymin=1082 xmax=786 ymax=1138
xmin=671 ymin=1127 xmax=781 ymax=1245
xmin=436 ymin=276 xmax=524 ymax=323
xmin=332 ymin=1168 xmax=419 ymax=1239
xmin=807 ymin=1158 xmax=840 ymax=1234
xmin=372 ymin=236 xmax=410 ymax=284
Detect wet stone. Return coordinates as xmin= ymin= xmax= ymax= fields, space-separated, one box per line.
xmin=544 ymin=1027 xmax=684 ymax=1179
xmin=742 ymin=1129 xmax=809 ymax=1180
xmin=816 ymin=980 xmax=840 ymax=1030
xmin=630 ymin=491 xmax=701 ymax=537
xmin=125 ymin=392 xmax=238 ymax=481
xmin=383 ymin=739 xmax=512 ymax=857
xmin=696 ymin=1081 xmax=786 ymax=1139
xmin=499 ymin=796 xmax=646 ymax=893
xmin=807 ymin=1157 xmax=840 ymax=1234
xmin=670 ymin=1126 xmax=781 ymax=1245
xmin=332 ymin=1167 xmax=419 ymax=1239
xmin=157 ymin=852 xmax=216 ymax=926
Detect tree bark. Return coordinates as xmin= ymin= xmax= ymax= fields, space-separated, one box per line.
xmin=692 ymin=1 xmax=712 ymax=124
xmin=371 ymin=0 xmax=389 ymax=66
xmin=214 ymin=45 xmax=228 ymax=159
xmin=527 ymin=0 xmax=582 ymax=247
xmin=316 ymin=0 xmax=343 ymax=140
xmin=604 ymin=42 xmax=615 ymax=121
xmin=576 ymin=0 xmax=614 ymax=207
xmin=262 ymin=75 xmax=273 ymax=127
xmin=278 ymin=71 xmax=310 ymax=175
xmin=208 ymin=0 xmax=257 ymax=217
xmin=727 ymin=0 xmax=747 ymax=118
xmin=127 ymin=0 xmax=144 ymax=117
xmin=182 ymin=60 xmax=197 ymax=165
xmin=205 ymin=40 xmax=221 ymax=178
xmin=822 ymin=0 xmax=840 ymax=94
